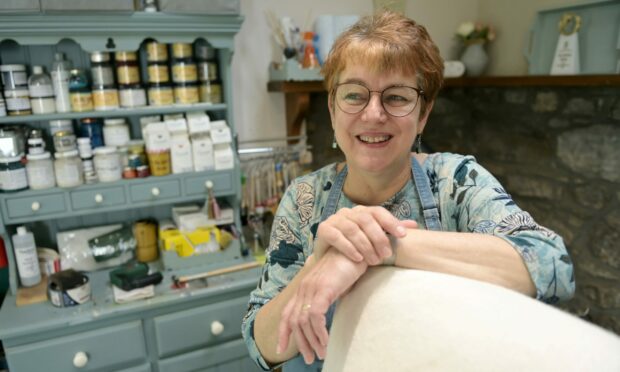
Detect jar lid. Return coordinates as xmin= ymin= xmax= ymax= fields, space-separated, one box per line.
xmin=195 ymin=44 xmax=216 ymax=60
xmin=104 ymin=118 xmax=126 ymax=125
xmin=0 ymin=154 xmax=24 ymax=162
xmin=55 ymin=149 xmax=79 ymax=158
xmin=0 ymin=64 xmax=26 ymax=72
xmin=93 ymin=146 xmax=117 ymax=155
xmin=173 ymin=82 xmax=199 ymax=88
xmin=90 ymin=52 xmax=111 ymax=63
xmin=27 ymin=151 xmax=51 ymax=160
xmin=115 ymin=51 xmax=137 ymax=61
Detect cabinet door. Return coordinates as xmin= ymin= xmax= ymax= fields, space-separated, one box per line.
xmin=185 ymin=171 xmax=234 ymax=197
xmin=154 ymin=296 xmax=248 ymax=358
xmin=5 ymin=193 xmax=66 ymax=219
xmin=71 ymin=186 xmax=126 ymax=210
xmin=129 ymin=179 xmax=181 ymax=202
xmin=157 ymin=338 xmax=261 ymax=372
xmin=6 ymin=321 xmax=146 ymax=371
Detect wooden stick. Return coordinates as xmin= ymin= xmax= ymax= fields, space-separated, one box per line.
xmin=173 ymin=261 xmax=261 ymax=285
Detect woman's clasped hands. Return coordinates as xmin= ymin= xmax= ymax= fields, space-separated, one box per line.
xmin=277 ymin=206 xmax=417 ymax=364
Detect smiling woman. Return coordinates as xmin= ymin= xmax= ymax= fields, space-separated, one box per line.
xmin=242 ymin=10 xmax=574 ymax=372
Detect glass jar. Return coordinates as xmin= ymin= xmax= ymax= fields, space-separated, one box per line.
xmin=49 ymin=119 xmax=74 ymax=136
xmin=54 ymin=149 xmax=83 ymax=188
xmin=0 ymin=155 xmax=28 ymax=192
xmin=127 ymin=139 xmax=147 ymax=167
xmin=4 ymin=87 xmax=32 ymax=116
xmin=90 ymin=52 xmax=115 ymax=86
xmin=93 ymin=146 xmax=122 ymax=182
xmin=78 ymin=118 xmax=104 ymax=148
xmin=116 ymin=51 xmax=141 ymax=85
xmin=26 ymin=151 xmax=55 ymax=190
xmin=118 ymin=84 xmax=147 ymax=108
xmin=53 ymin=131 xmax=77 ymax=153
xmin=28 ymin=65 xmax=56 ymax=114
xmin=0 ymin=64 xmax=28 ymax=89
xmin=68 ymin=69 xmax=93 ymax=112
xmin=103 ymin=118 xmax=130 ymax=147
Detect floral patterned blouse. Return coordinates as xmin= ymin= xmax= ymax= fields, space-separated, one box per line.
xmin=242 ymin=152 xmax=575 ymax=371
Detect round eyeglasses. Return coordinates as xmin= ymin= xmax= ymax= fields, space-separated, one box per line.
xmin=334 ymin=83 xmax=425 ymax=117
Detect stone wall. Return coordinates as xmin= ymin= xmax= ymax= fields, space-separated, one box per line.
xmin=305 ymin=84 xmax=620 ymax=335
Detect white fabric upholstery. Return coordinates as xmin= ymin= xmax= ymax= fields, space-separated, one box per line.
xmin=324 ymin=268 xmax=620 ymax=372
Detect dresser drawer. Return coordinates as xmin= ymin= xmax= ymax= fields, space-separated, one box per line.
xmin=71 ymin=186 xmax=126 ymax=210
xmin=185 ymin=171 xmax=234 ymax=197
xmin=5 ymin=193 xmax=66 ymax=219
xmin=154 ymin=296 xmax=248 ymax=358
xmin=6 ymin=321 xmax=146 ymax=371
xmin=129 ymin=179 xmax=180 ymax=203
xmin=158 ymin=338 xmax=257 ymax=372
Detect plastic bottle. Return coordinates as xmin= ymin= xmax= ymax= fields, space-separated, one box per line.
xmin=301 ymin=31 xmax=319 ymax=69
xmin=28 ymin=66 xmax=56 ymax=114
xmin=51 ymin=53 xmax=72 ymax=113
xmin=12 ymin=226 xmax=41 ymax=287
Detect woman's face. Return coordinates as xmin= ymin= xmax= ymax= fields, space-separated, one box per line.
xmin=329 ymin=63 xmax=431 ymax=174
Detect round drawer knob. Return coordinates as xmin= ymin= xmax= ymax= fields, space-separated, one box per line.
xmin=73 ymin=351 xmax=89 ymax=368
xmin=151 ymin=187 xmax=160 ymax=196
xmin=31 ymin=201 xmax=41 ymax=211
xmin=94 ymin=194 xmax=104 ymax=203
xmin=210 ymin=320 xmax=224 ymax=335
xmin=205 ymin=180 xmax=214 ymax=189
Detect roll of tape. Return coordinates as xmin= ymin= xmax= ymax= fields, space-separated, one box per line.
xmin=48 ymin=269 xmax=91 ymax=307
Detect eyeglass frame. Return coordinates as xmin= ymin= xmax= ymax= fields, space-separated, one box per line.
xmin=331 ymin=82 xmax=426 ymax=117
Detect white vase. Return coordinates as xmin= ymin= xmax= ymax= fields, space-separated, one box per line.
xmin=460 ymin=42 xmax=489 ymax=77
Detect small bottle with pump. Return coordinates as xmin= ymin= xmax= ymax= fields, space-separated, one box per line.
xmin=12 ymin=226 xmax=41 ymax=287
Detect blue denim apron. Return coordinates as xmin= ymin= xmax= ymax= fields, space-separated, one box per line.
xmin=283 ymin=157 xmax=441 ymax=372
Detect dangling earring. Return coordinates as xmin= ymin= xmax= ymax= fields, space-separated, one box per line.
xmin=415 ymin=133 xmax=422 ymax=153
xmin=332 ymin=135 xmax=338 ymax=149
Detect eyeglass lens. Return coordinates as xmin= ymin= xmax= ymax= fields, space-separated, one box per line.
xmin=335 ymin=83 xmax=421 ymax=117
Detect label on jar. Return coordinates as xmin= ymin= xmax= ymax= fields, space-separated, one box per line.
xmin=1 ymin=70 xmax=27 ymax=87
xmin=0 ymin=166 xmax=28 ymax=191
xmin=172 ymin=43 xmax=192 ymax=59
xmin=95 ymin=157 xmax=122 ymax=182
xmin=103 ymin=125 xmax=130 ymax=147
xmin=147 ymin=64 xmax=170 ymax=83
xmin=6 ymin=96 xmax=31 ymax=111
xmin=172 ymin=64 xmax=197 ymax=83
xmin=119 ymin=88 xmax=147 ymax=108
xmin=116 ymin=66 xmax=140 ymax=85
xmin=27 ymin=163 xmax=55 ymax=189
xmin=29 ymin=84 xmax=54 ymax=98
xmin=70 ymin=92 xmax=94 ymax=112
xmin=147 ymin=150 xmax=171 ymax=176
xmin=55 ymin=162 xmax=82 ymax=187
xmin=92 ymin=89 xmax=120 ymax=111
xmin=174 ymin=85 xmax=199 ymax=104
xmin=148 ymin=87 xmax=174 ymax=106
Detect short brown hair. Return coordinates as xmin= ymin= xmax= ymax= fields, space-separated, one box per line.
xmin=321 ymin=11 xmax=444 ymax=117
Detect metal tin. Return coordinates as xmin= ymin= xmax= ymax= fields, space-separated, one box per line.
xmin=0 ymin=154 xmax=28 ymax=192
xmin=171 ymin=43 xmax=193 ymax=59
xmin=171 ymin=60 xmax=197 ymax=83
xmin=115 ymin=51 xmax=137 ymax=62
xmin=4 ymin=88 xmax=32 ymax=115
xmin=147 ymin=83 xmax=174 ymax=106
xmin=199 ymin=81 xmax=223 ymax=104
xmin=198 ymin=61 xmax=218 ymax=82
xmin=147 ymin=63 xmax=170 ymax=83
xmin=174 ymin=82 xmax=199 ymax=104
xmin=92 ymin=86 xmax=120 ymax=111
xmin=146 ymin=41 xmax=168 ymax=62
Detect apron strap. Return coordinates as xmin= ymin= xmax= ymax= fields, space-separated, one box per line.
xmin=411 ymin=157 xmax=442 ymax=231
